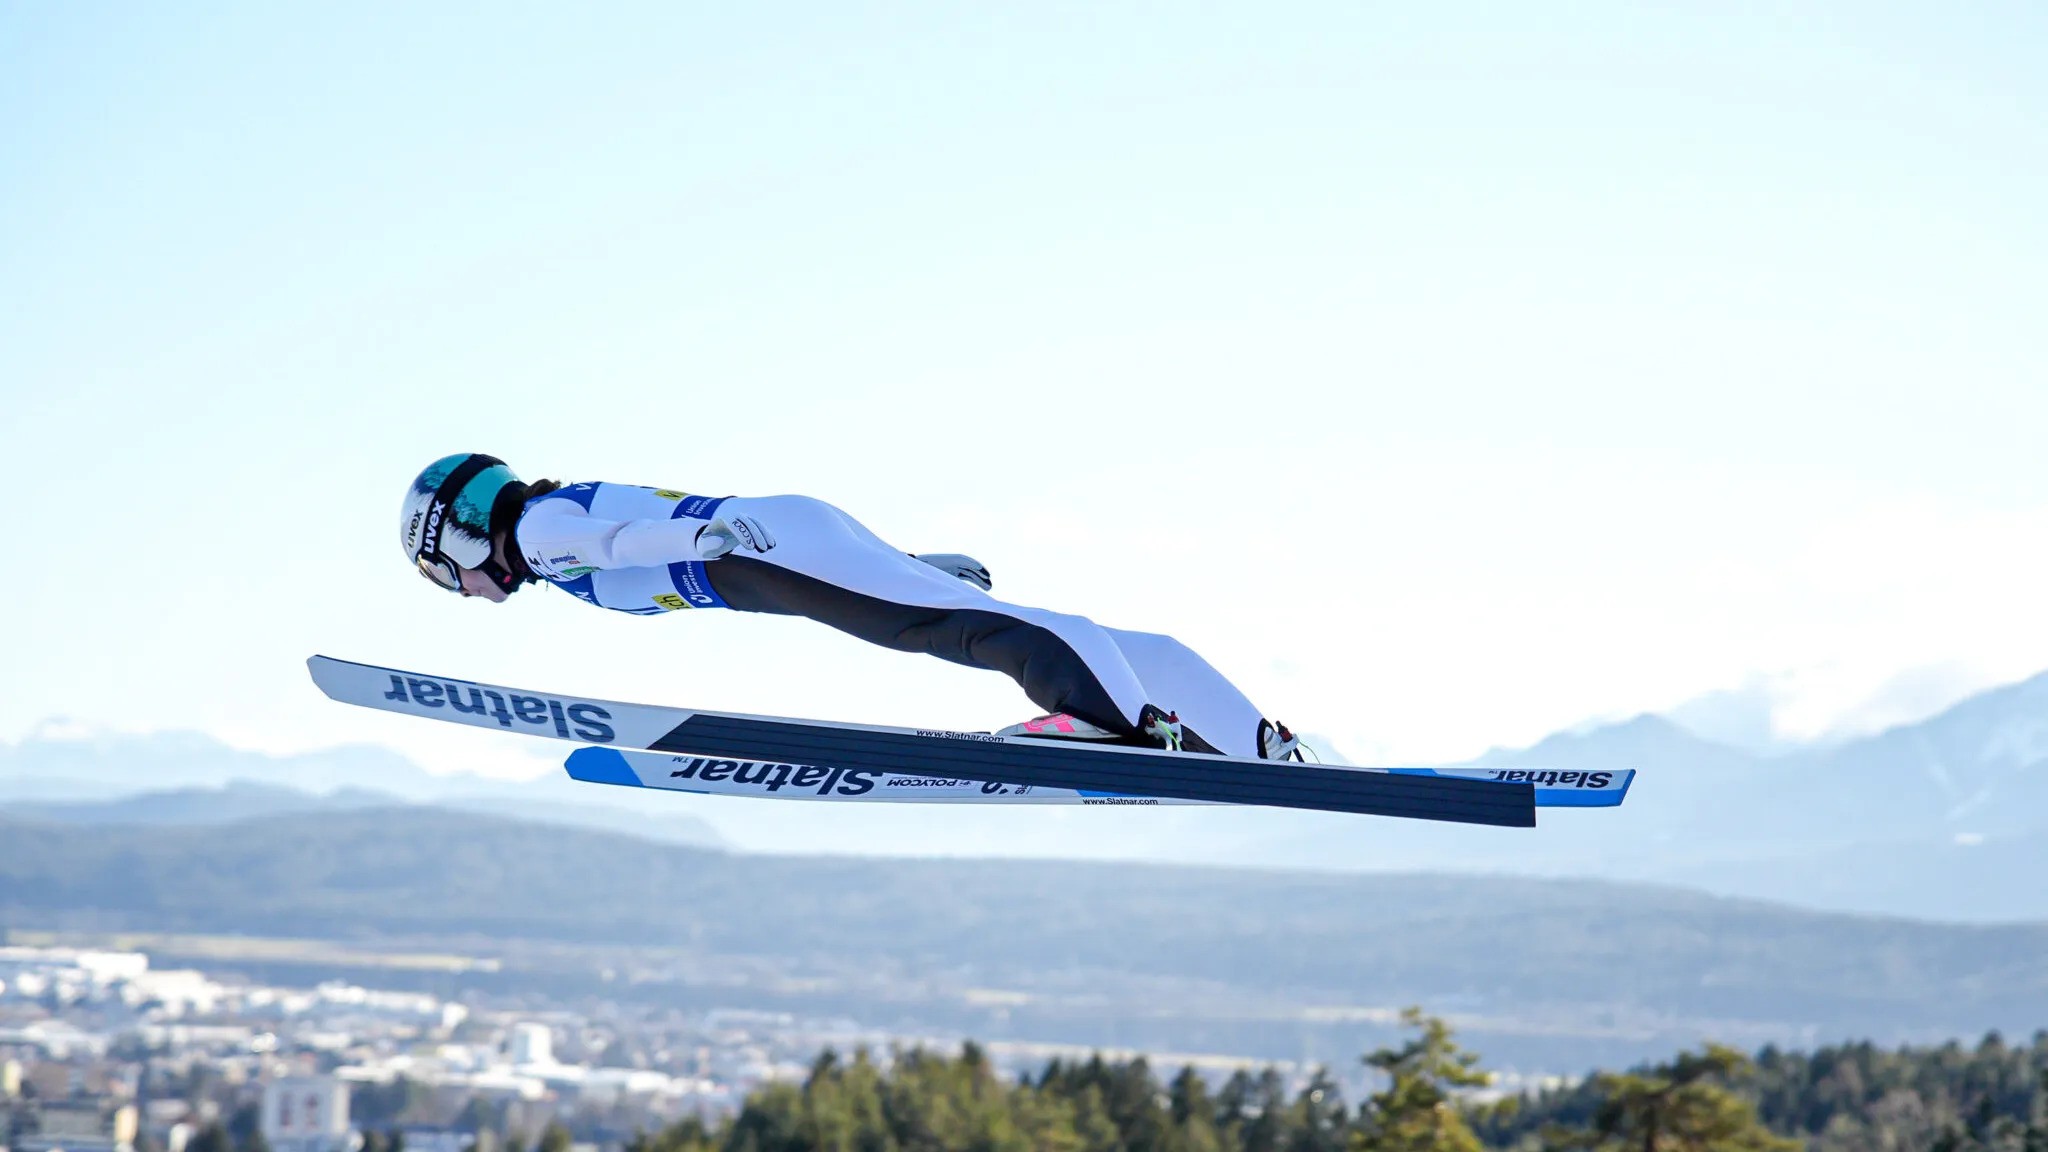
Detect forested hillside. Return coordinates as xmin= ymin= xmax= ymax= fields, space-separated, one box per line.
xmin=593 ymin=1014 xmax=2048 ymax=1152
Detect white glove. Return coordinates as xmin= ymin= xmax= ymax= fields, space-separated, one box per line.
xmin=914 ymin=553 xmax=992 ymax=592
xmin=696 ymin=515 xmax=776 ymax=560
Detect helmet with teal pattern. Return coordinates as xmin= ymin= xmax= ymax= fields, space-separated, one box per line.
xmin=398 ymin=453 xmax=529 ymax=594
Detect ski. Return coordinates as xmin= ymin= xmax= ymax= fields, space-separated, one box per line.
xmin=307 ymin=654 xmax=1538 ymax=826
xmin=564 ymin=747 xmax=1632 ymax=809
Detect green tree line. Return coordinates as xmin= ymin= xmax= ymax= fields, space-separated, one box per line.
xmin=615 ymin=1011 xmax=2048 ymax=1152
xmin=1481 ymin=1028 xmax=2048 ymax=1152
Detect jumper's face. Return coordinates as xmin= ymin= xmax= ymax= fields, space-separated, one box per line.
xmin=459 ymin=566 xmax=511 ymax=602
xmin=415 ymin=551 xmax=513 ymax=601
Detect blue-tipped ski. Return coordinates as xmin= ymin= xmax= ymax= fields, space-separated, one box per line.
xmin=1388 ymin=766 xmax=1633 ymax=808
xmin=566 ymin=748 xmax=1631 ymax=809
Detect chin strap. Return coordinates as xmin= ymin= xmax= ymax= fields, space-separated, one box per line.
xmin=484 ymin=484 xmax=544 ymax=593
xmin=476 ymin=556 xmax=530 ymax=595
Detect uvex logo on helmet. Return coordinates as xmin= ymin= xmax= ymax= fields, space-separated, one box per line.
xmin=419 ymin=504 xmax=446 ymax=558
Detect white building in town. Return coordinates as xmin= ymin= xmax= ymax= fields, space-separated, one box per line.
xmin=261 ymin=1077 xmax=352 ymax=1152
xmin=508 ymin=1024 xmax=553 ymax=1067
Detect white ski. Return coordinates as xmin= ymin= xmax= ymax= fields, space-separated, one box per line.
xmin=565 ymin=747 xmax=1633 ymax=808
xmin=307 ymin=654 xmax=1556 ymax=826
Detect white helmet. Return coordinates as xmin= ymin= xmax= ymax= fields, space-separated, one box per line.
xmin=398 ymin=453 xmax=527 ymax=594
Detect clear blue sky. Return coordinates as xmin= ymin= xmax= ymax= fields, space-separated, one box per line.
xmin=4 ymin=2 xmax=2044 ymax=780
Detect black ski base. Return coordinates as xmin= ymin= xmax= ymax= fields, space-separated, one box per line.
xmin=650 ymin=716 xmax=1537 ymax=827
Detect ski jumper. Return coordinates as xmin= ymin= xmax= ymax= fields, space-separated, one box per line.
xmin=514 ymin=483 xmax=1270 ymax=757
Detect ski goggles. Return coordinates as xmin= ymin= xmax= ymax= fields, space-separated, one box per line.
xmin=416 ymin=551 xmax=465 ymax=592
xmin=418 ymin=549 xmax=528 ymax=597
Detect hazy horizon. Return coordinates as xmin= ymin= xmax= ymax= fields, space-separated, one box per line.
xmin=6 ymin=3 xmax=2044 ymax=802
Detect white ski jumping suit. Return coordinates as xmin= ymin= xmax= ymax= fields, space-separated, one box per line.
xmin=514 ymin=483 xmax=1271 ymax=757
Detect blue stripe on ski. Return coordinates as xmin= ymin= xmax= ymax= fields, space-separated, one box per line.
xmin=1386 ymin=768 xmax=1633 ymax=808
xmin=566 ymin=747 xmax=646 ymax=788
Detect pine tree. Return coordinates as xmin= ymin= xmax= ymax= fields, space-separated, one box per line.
xmin=1571 ymin=1045 xmax=1800 ymax=1152
xmin=1166 ymin=1066 xmax=1226 ymax=1152
xmin=1351 ymin=1008 xmax=1490 ymax=1152
xmin=1290 ymin=1067 xmax=1350 ymax=1152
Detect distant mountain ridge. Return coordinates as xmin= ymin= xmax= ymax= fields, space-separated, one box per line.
xmin=7 ymin=668 xmax=2048 ymax=920
xmin=1003 ymin=669 xmax=2048 ymax=919
xmin=0 ymin=737 xmax=725 ymax=849
xmin=1496 ymin=670 xmax=2048 ymax=839
xmin=0 ymin=726 xmax=448 ymax=801
xmin=2 ymin=804 xmax=2045 ymax=1071
xmin=2 ymin=781 xmax=404 ymax=825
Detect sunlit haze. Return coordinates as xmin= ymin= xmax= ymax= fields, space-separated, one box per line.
xmin=4 ymin=3 xmax=2045 ymax=785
